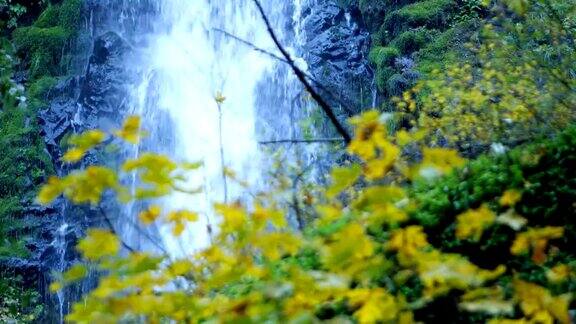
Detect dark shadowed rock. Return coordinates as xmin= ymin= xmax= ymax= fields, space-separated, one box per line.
xmin=300 ymin=0 xmax=373 ymax=116
xmin=81 ymin=31 xmax=134 ymax=116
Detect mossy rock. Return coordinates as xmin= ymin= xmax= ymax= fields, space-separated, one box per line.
xmin=386 ymin=72 xmax=411 ymax=96
xmin=12 ymin=26 xmax=68 ymax=77
xmin=383 ymin=0 xmax=455 ymax=37
xmin=58 ymin=0 xmax=83 ymax=32
xmin=375 ymin=66 xmax=396 ymax=92
xmin=357 ymin=0 xmax=414 ymax=32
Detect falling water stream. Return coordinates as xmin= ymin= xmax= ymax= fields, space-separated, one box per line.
xmin=49 ymin=0 xmax=350 ymax=321
xmin=121 ymin=0 xmax=306 ymax=254
xmin=52 ymin=0 xmax=313 ymax=321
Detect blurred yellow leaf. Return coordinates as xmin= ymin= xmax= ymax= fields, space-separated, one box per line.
xmin=139 ymin=205 xmax=162 ymax=225
xmin=115 ymin=115 xmax=143 ymax=144
xmin=456 ymin=205 xmax=496 ymax=241
xmin=77 ymin=229 xmax=120 ymax=261
xmin=326 ymin=164 xmax=362 ymax=199
xmin=500 ymin=190 xmax=522 ymax=207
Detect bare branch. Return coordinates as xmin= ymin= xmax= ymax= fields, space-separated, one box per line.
xmin=250 ymin=0 xmax=352 ymax=144
xmin=213 ymin=28 xmax=288 ymax=64
xmin=212 ymin=27 xmax=357 ymax=117
xmin=97 ymin=206 xmax=169 ymax=255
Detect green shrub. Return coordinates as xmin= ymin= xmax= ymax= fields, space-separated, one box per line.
xmin=0 ymin=275 xmax=43 ymax=322
xmin=410 ymin=127 xmax=576 ymax=270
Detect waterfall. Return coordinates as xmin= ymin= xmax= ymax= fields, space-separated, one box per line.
xmin=118 ymin=0 xmax=305 ymax=254
xmin=40 ymin=0 xmax=374 ymax=320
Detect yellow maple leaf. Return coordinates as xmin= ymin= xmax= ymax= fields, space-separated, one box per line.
xmin=363 ymin=141 xmax=400 ymax=180
xmin=348 ymin=110 xmax=389 ymax=161
xmin=546 ymin=264 xmax=571 ymax=283
xmin=326 ymin=164 xmax=362 ymax=199
xmin=417 ymin=148 xmax=467 ymax=179
xmin=510 ymin=227 xmax=564 ymax=264
xmin=172 ymin=222 xmax=185 ymax=236
xmin=514 ymin=280 xmax=571 ymax=324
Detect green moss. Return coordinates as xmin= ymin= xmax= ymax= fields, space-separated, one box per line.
xmin=384 ymin=0 xmax=455 ymax=36
xmin=27 ymin=76 xmax=57 ymax=109
xmin=13 ymin=26 xmax=68 ymax=78
xmin=375 ymin=66 xmax=395 ymax=92
xmin=416 ymin=19 xmax=480 ymax=74
xmin=58 ymin=0 xmax=83 ymax=32
xmin=33 ymin=5 xmax=60 ymax=28
xmin=364 ymin=1 xmax=485 ymax=102
xmin=12 ymin=0 xmax=83 ymax=79
xmin=391 ymin=27 xmax=437 ymax=54
xmin=369 ymin=46 xmax=400 ymax=67
xmin=0 ymin=40 xmax=54 ymax=256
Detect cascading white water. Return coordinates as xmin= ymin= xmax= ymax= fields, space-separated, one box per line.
xmin=125 ymin=0 xmax=305 ymax=254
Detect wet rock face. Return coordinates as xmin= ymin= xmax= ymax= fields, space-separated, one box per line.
xmin=39 ymin=31 xmax=133 ymax=164
xmin=80 ymin=31 xmax=134 ymax=121
xmin=300 ymin=0 xmax=373 ymax=115
xmin=32 ymin=15 xmax=137 ymax=320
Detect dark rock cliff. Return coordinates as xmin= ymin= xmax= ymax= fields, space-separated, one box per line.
xmin=13 ymin=2 xmax=153 ymax=320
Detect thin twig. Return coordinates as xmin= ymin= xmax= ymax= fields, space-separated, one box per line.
xmin=98 ymin=206 xmax=136 ymax=253
xmin=98 ymin=206 xmax=169 ymax=255
xmin=250 ymin=0 xmax=352 ymax=144
xmin=213 ymin=28 xmax=288 ymax=64
xmin=290 ymin=162 xmax=315 ymax=231
xmin=216 ymin=100 xmax=229 ymax=203
xmin=258 ymin=138 xmax=345 ymax=145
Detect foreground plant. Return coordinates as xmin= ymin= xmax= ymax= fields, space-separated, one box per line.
xmin=41 ymin=111 xmax=574 ymax=323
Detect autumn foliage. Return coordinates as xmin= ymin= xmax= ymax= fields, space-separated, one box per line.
xmin=38 ymin=106 xmax=576 ymax=323
xmin=39 ymin=0 xmax=576 ymax=323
